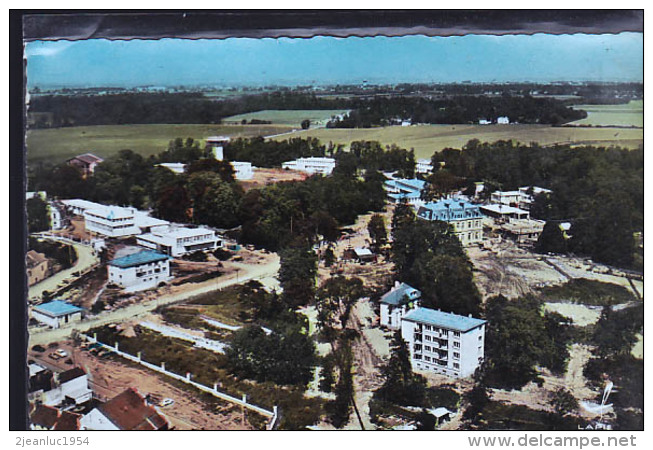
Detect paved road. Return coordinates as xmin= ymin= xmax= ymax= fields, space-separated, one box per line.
xmin=28 ymin=255 xmax=280 ymax=347
xmin=28 ymin=239 xmax=99 ymax=300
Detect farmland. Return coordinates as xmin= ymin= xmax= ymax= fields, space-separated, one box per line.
xmin=25 ymin=123 xmax=293 ymax=165
xmin=26 ymin=121 xmax=643 ymax=167
xmin=570 ymin=100 xmax=643 ymax=127
xmin=222 ymin=109 xmax=350 ymax=126
xmin=268 ymin=123 xmax=643 ymax=160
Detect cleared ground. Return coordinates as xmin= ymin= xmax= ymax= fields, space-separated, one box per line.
xmin=268 ymin=124 xmax=643 ymax=160
xmin=26 ymin=123 xmax=293 ymax=165
xmin=222 ymin=109 xmax=350 ymax=126
xmin=570 ymin=100 xmax=643 ymax=127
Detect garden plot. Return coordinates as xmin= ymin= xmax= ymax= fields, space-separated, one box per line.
xmin=140 ymin=321 xmax=227 ymax=353
xmin=543 ymin=303 xmax=602 ymax=326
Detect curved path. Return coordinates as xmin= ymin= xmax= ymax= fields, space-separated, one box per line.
xmin=28 ymin=255 xmax=280 ymax=347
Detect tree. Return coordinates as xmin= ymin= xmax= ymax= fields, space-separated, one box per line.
xmin=316 ymin=276 xmax=365 ymax=331
xmin=536 ymin=222 xmax=568 ymax=254
xmin=323 ymin=247 xmax=336 ymax=267
xmin=279 ymin=246 xmax=318 ymax=308
xmin=367 ymin=214 xmax=387 ymax=252
xmin=301 ymin=119 xmax=311 ymax=130
xmin=549 ymin=388 xmax=578 ymax=416
xmin=26 ymin=196 xmax=50 ymax=233
xmin=188 ymin=172 xmax=241 ymax=228
xmin=226 ymin=325 xmax=316 ymax=385
xmin=376 ymin=331 xmax=426 ymax=406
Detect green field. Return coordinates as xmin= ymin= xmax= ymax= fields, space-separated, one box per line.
xmin=26 ymin=121 xmax=643 ymax=166
xmin=570 ymin=100 xmax=643 ymax=127
xmin=26 ymin=123 xmax=293 ymax=165
xmin=222 ymin=109 xmax=350 ymax=126
xmin=269 ymin=124 xmax=644 ymax=160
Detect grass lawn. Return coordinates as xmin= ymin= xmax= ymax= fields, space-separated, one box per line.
xmin=538 ymin=278 xmax=636 ymax=306
xmin=26 ymin=123 xmax=294 ymax=165
xmin=570 ymin=100 xmax=643 ymax=127
xmin=268 ymin=123 xmax=643 ymax=160
xmin=223 ymin=109 xmax=350 ymax=127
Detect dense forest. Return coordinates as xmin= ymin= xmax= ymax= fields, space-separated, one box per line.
xmin=435 ymin=141 xmax=643 ymax=268
xmin=29 ymin=90 xmax=587 ymax=128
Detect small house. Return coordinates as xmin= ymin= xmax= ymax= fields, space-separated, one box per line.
xmin=31 ymin=300 xmax=83 ymax=329
xmin=26 ymin=250 xmax=49 ymax=286
xmin=66 ymin=153 xmax=104 ymax=177
xmin=380 ymin=282 xmax=421 ymax=330
xmin=80 ymin=388 xmax=169 ymax=431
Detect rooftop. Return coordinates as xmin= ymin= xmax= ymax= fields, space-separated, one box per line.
xmin=385 ymin=178 xmax=426 ymax=192
xmin=109 ymin=250 xmax=169 ymax=268
xmin=59 ymin=367 xmax=87 ymax=384
xmin=417 ymin=199 xmax=483 ymax=222
xmin=403 ymin=307 xmax=486 ymax=332
xmin=380 ymin=282 xmax=421 ymax=306
xmin=33 ymin=300 xmax=83 ymax=318
xmin=85 ymin=204 xmax=135 ymax=220
xmin=26 ymin=250 xmax=48 ymax=268
xmin=480 ymin=204 xmax=529 ymax=215
xmin=98 ymin=388 xmax=168 ymax=431
xmin=69 ymin=153 xmax=104 ymax=165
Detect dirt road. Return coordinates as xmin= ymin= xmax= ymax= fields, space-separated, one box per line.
xmin=29 ymin=254 xmax=280 ymax=347
xmin=28 ymin=239 xmax=99 ymax=300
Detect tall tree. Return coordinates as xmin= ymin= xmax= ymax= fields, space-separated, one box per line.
xmin=26 ymin=196 xmax=50 ymax=233
xmin=367 ymin=214 xmax=387 ymax=252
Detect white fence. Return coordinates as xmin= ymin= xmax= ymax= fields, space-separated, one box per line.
xmin=80 ymin=333 xmax=279 ymax=429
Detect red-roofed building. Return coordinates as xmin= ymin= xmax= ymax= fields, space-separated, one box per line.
xmin=67 ymin=153 xmax=104 ymax=177
xmin=80 ymin=388 xmax=169 ymax=431
xmin=30 ymin=405 xmax=81 ymax=431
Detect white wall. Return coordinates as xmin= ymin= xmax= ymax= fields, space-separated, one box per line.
xmin=108 ymin=259 xmax=171 ymax=292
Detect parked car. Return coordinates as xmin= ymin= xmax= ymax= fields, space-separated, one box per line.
xmin=55 ymin=349 xmax=68 ymax=358
xmin=159 ymin=398 xmax=174 ymax=407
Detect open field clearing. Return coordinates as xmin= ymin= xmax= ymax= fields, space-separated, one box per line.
xmin=570 ymin=100 xmax=643 ymax=127
xmin=268 ymin=124 xmax=643 ymax=159
xmin=222 ymin=109 xmax=350 ymax=126
xmin=26 ymin=123 xmax=293 ymax=165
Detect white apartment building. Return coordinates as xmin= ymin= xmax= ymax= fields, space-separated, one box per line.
xmin=416 ymin=199 xmax=484 ymax=246
xmin=84 ymin=205 xmax=141 ymax=237
xmin=379 ymin=282 xmax=421 ymax=330
xmin=401 ymin=307 xmax=486 ymax=378
xmin=137 ymin=225 xmax=222 ymax=257
xmin=282 ymin=157 xmax=336 ymax=175
xmin=108 ymin=250 xmax=172 ymax=292
xmin=490 ymin=190 xmax=524 ymax=207
xmin=415 ymin=159 xmax=434 ymax=174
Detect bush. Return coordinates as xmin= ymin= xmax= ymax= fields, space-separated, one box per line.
xmin=213 ymin=248 xmax=233 ymax=261
xmin=32 ymin=345 xmax=46 ymax=353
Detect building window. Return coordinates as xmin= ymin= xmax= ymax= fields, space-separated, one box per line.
xmin=453 ymin=352 xmax=460 ymax=359
xmin=425 ymin=335 xmax=431 ymax=341
xmin=453 ymin=363 xmax=460 ymax=369
xmin=453 ymin=331 xmax=460 ymax=338
xmin=424 ymin=356 xmax=431 ymax=362
xmin=453 ymin=341 xmax=460 ymax=348
xmin=478 ymin=335 xmax=483 ymax=341
xmin=425 ymin=346 xmax=431 ymax=352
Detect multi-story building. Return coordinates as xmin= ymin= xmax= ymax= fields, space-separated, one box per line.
xmin=415 ymin=159 xmax=434 ymax=175
xmin=107 ymin=250 xmax=172 ymax=292
xmin=83 ymin=205 xmax=141 ymax=237
xmin=384 ymin=178 xmax=426 ymax=205
xmin=416 ymin=199 xmax=484 ymax=246
xmin=136 ymin=225 xmax=222 ymax=257
xmin=282 ymin=157 xmax=336 ymax=175
xmin=401 ymin=307 xmax=486 ymax=378
xmin=379 ymin=282 xmax=421 ymax=330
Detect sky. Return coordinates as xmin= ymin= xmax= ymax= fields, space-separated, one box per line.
xmin=24 ymin=33 xmax=643 ymax=88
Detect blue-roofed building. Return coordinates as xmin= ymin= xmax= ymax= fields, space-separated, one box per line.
xmin=384 ymin=178 xmax=426 ymax=205
xmin=401 ymin=307 xmax=486 ymax=378
xmin=379 ymin=281 xmax=422 ymax=330
xmin=108 ymin=250 xmax=172 ymax=292
xmin=32 ymin=300 xmax=84 ymax=329
xmin=416 ymin=199 xmax=484 ymax=246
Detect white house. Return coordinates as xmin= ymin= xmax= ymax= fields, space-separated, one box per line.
xmin=416 ymin=159 xmax=433 ymax=175
xmin=380 ymin=282 xmax=421 ymax=330
xmin=108 ymin=250 xmax=172 ymax=292
xmin=42 ymin=367 xmax=93 ymax=407
xmin=231 ymin=161 xmax=254 ymax=180
xmin=401 ymin=307 xmax=486 ymax=378
xmin=416 ymin=199 xmax=484 ymax=246
xmin=480 ymin=204 xmax=530 ymax=221
xmin=137 ymin=225 xmax=222 ymax=257
xmin=80 ymin=388 xmax=169 ymax=431
xmin=206 ymin=136 xmax=230 ymax=160
xmin=282 ymin=157 xmax=336 ymax=175
xmin=31 ymin=300 xmax=83 ymax=329
xmin=497 ymin=116 xmax=510 ymax=124
xmin=384 ymin=178 xmax=426 ymax=205
xmin=490 ymin=190 xmax=524 ymax=207
xmin=156 ymin=162 xmax=186 ymax=174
